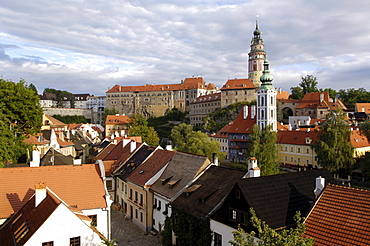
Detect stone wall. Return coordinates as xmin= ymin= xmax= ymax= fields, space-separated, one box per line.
xmin=43 ymin=107 xmax=93 ymax=120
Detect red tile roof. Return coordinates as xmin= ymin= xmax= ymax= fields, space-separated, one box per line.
xmin=350 ymin=129 xmax=370 ymax=148
xmin=44 ymin=115 xmax=66 ymax=126
xmin=23 ymin=135 xmax=50 ymax=145
xmin=356 ymin=103 xmax=370 ymax=113
xmin=296 ymin=92 xmax=347 ymax=110
xmin=277 ymin=130 xmax=319 ymax=145
xmin=228 ymin=106 xmax=256 ymax=134
xmin=0 ymin=164 xmax=107 ymax=219
xmin=105 ymin=115 xmax=131 ymax=125
xmin=106 ymin=77 xmax=216 ymax=93
xmin=304 ymin=184 xmax=370 ymax=245
xmin=220 ymin=78 xmax=256 ymax=90
xmin=276 ymin=90 xmax=290 ymax=99
xmin=126 ymin=149 xmax=176 ymax=187
xmin=191 ymin=92 xmax=221 ymax=104
xmin=211 ymin=122 xmax=233 ymax=138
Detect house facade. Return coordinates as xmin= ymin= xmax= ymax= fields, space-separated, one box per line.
xmin=105 ymin=114 xmax=131 ymax=138
xmin=189 ymin=92 xmax=221 ymax=127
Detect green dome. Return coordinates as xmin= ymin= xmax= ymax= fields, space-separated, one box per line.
xmin=259 ymin=59 xmax=274 ymax=89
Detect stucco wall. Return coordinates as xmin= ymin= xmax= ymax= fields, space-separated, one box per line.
xmin=43 ymin=107 xmax=93 ymax=119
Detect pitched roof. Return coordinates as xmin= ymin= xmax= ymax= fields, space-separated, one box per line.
xmin=191 ymin=92 xmax=221 ymax=104
xmin=23 ymin=134 xmax=50 ymax=146
xmin=211 ymin=122 xmax=233 ymax=139
xmin=106 ymin=77 xmax=216 ymax=93
xmin=43 ymin=114 xmax=66 ymax=126
xmin=40 ymin=148 xmax=74 ymax=165
xmin=220 ymin=79 xmax=256 ymax=90
xmin=296 ymin=92 xmax=347 ymax=110
xmin=172 ymin=166 xmax=245 ymax=218
xmin=277 ymin=130 xmax=319 ymax=145
xmin=236 ymin=169 xmax=335 ymax=230
xmin=228 ymin=106 xmax=257 ymax=134
xmin=0 ymin=164 xmax=107 ymax=219
xmin=126 ymin=149 xmax=176 ymax=187
xmin=355 ymin=103 xmax=370 ymax=113
xmin=150 ymin=152 xmax=211 ymax=199
xmin=350 ymin=129 xmax=370 ymax=148
xmin=105 ymin=115 xmax=131 ymax=125
xmin=0 ymin=190 xmax=60 ymax=245
xmin=304 ymin=184 xmax=370 ymax=245
xmin=276 ymin=90 xmax=290 ymax=100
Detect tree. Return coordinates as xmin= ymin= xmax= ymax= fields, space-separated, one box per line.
xmin=171 ymin=123 xmax=226 ymax=162
xmin=28 ymin=83 xmax=38 ymax=95
xmin=337 ymin=88 xmax=370 ymax=109
xmin=0 ymin=78 xmax=43 ymax=136
xmin=312 ymin=109 xmax=355 ymax=173
xmin=360 ymin=120 xmax=370 ymax=142
xmin=290 ymin=75 xmax=319 ymax=100
xmin=130 ymin=125 xmax=160 ymax=146
xmin=229 ymin=208 xmax=314 ymax=246
xmin=248 ymin=124 xmax=279 ymax=176
xmin=103 ymin=108 xmax=118 ymax=123
xmin=130 ymin=114 xmax=148 ymax=127
xmin=43 ymin=88 xmax=72 ymax=108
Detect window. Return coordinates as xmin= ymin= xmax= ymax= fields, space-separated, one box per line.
xmin=135 ymin=209 xmax=138 ymax=219
xmin=298 ymin=158 xmax=301 ymax=163
xmin=284 ymin=156 xmax=287 ymax=161
xmin=241 ymin=212 xmax=248 ymax=225
xmin=306 ymin=148 xmax=310 ymax=154
xmin=135 ymin=191 xmax=138 ymax=203
xmin=88 ymin=215 xmax=97 ymax=227
xmin=140 ymin=193 xmax=143 ymax=205
xmin=214 ymin=232 xmax=222 ymax=246
xmin=106 ymin=180 xmax=112 ymax=190
xmin=42 ymin=242 xmax=54 ymax=246
xmin=290 ymin=147 xmax=294 ymax=152
xmin=157 ymin=200 xmax=162 ymax=210
xmin=140 ymin=212 xmax=143 ymax=222
xmin=235 ymin=190 xmax=241 ymax=199
xmin=290 ymin=157 xmax=294 ymax=162
xmin=154 ymin=198 xmax=157 ymax=208
xmin=70 ymin=236 xmax=80 ymax=246
xmin=129 ymin=189 xmax=133 ymax=200
xmin=298 ymin=148 xmax=301 ymax=153
xmin=230 ymin=209 xmax=237 ymax=221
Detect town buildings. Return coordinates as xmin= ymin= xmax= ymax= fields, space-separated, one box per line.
xmin=189 ymin=92 xmax=221 ymax=127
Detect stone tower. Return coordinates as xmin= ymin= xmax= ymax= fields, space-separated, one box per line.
xmin=257 ymin=59 xmax=277 ymax=131
xmin=248 ymin=19 xmax=266 ymax=88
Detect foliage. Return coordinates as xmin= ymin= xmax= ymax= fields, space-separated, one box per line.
xmin=165 ymin=107 xmax=188 ymax=121
xmin=101 ymin=238 xmax=117 ymax=246
xmin=337 ymin=87 xmax=370 ymax=109
xmin=28 ymin=83 xmax=38 ymax=95
xmin=0 ymin=78 xmax=42 ymax=165
xmin=290 ymin=75 xmax=318 ymax=100
xmin=248 ymin=124 xmax=279 ymax=176
xmin=168 ymin=207 xmax=212 ymax=246
xmin=52 ymin=115 xmax=90 ymax=124
xmin=171 ymin=123 xmax=226 ymax=162
xmin=360 ymin=120 xmax=370 ymax=141
xmin=312 ymin=109 xmax=355 ymax=172
xmin=103 ymin=108 xmax=118 ymax=123
xmin=130 ymin=125 xmax=160 ymax=146
xmin=229 ymin=208 xmax=314 ymax=246
xmin=161 ymin=216 xmax=174 ymax=246
xmin=318 ymin=88 xmax=337 ymax=99
xmin=203 ymin=101 xmax=254 ymax=133
xmin=130 ymin=114 xmax=148 ymax=127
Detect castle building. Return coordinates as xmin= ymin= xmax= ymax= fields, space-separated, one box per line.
xmin=106 ymin=77 xmax=217 ymax=118
xmin=220 ymin=19 xmax=267 ymax=108
xmin=189 ymin=92 xmax=221 ymax=127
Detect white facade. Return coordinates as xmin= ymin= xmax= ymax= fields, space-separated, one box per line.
xmin=152 ymin=193 xmax=171 ymax=233
xmin=210 ymin=219 xmax=236 ymax=246
xmin=257 ymin=88 xmax=277 ymax=130
xmin=25 ymin=203 xmax=104 ymax=246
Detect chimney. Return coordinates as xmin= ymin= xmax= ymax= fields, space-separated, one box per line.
xmin=212 ymin=153 xmax=219 ymax=166
xmin=248 ymin=157 xmax=260 ymax=178
xmin=243 ymin=106 xmax=249 ymax=120
xmin=320 ymin=93 xmax=324 ymax=103
xmin=35 ymin=182 xmax=47 ymax=207
xmin=122 ymin=139 xmax=131 ymax=148
xmin=130 ymin=141 xmax=136 ymax=153
xmin=314 ymin=176 xmax=325 ymax=199
xmin=166 ymin=145 xmax=173 ymax=151
xmin=30 ymin=149 xmax=40 ymax=167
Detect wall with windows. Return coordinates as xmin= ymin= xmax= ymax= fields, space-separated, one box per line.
xmin=152 ymin=193 xmax=170 ymax=233
xmin=210 ymin=219 xmax=235 ymax=246
xmin=278 ymin=143 xmax=318 ymax=167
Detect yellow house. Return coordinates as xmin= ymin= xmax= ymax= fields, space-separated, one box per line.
xmin=105 ymin=114 xmax=131 ymax=138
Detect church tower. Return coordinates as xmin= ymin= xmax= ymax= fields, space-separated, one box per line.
xmin=257 ymin=59 xmax=277 ymax=131
xmin=248 ymin=18 xmax=266 ymax=88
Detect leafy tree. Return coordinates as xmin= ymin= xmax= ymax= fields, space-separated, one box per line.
xmin=248 ymin=124 xmax=279 ymax=176
xmin=290 ymin=75 xmax=318 ymax=100
xmin=312 ymin=109 xmax=355 ymax=173
xmin=130 ymin=114 xmax=148 ymax=127
xmin=28 ymin=83 xmax=38 ymax=95
xmin=130 ymin=125 xmax=160 ymax=146
xmin=165 ymin=107 xmax=188 ymax=121
xmin=171 ymin=123 xmax=226 ymax=162
xmin=43 ymin=88 xmax=72 ymax=108
xmin=0 ymin=78 xmax=43 ymax=136
xmin=360 ymin=120 xmax=370 ymax=142
xmin=337 ymin=88 xmax=370 ymax=109
xmin=229 ymin=208 xmax=314 ymax=246
xmin=319 ymin=88 xmax=337 ymax=99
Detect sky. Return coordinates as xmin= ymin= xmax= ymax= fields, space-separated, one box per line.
xmin=1 ymin=0 xmax=370 ymax=96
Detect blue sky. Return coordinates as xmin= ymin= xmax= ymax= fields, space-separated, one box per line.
xmin=1 ymin=0 xmax=370 ymax=96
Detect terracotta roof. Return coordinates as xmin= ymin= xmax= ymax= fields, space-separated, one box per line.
xmin=220 ymin=78 xmax=256 ymax=90
xmin=191 ymin=92 xmax=221 ymax=104
xmin=106 ymin=77 xmax=216 ymax=93
xmin=278 ymin=98 xmax=301 ymax=103
xmin=101 ymin=160 xmax=118 ymax=176
xmin=126 ymin=149 xmax=176 ymax=187
xmin=276 ymin=90 xmax=290 ymax=100
xmin=228 ymin=106 xmax=257 ymax=134
xmin=23 ymin=134 xmax=50 ymax=145
xmin=350 ymin=129 xmax=370 ymax=148
xmin=236 ymin=169 xmax=335 ymax=230
xmin=172 ymin=166 xmax=245 ymax=218
xmin=96 ymin=143 xmax=117 ymax=160
xmin=67 ymin=123 xmax=81 ymax=129
xmin=43 ymin=114 xmax=66 ymax=126
xmin=0 ymin=164 xmax=107 ymax=219
xmin=304 ymin=184 xmax=370 ymax=245
xmin=150 ymin=152 xmax=211 ymax=199
xmin=277 ymin=130 xmax=319 ymax=145
xmin=211 ymin=122 xmax=233 ymax=138
xmin=296 ymin=92 xmax=347 ymax=110
xmin=355 ymin=103 xmax=370 ymax=113
xmin=105 ymin=115 xmax=131 ymax=125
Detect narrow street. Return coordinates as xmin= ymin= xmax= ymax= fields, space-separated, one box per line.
xmin=111 ymin=207 xmax=162 ymax=246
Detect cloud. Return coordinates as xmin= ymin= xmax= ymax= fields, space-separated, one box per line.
xmin=0 ymin=0 xmax=370 ymax=95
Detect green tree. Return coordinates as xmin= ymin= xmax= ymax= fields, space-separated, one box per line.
xmin=290 ymin=75 xmax=319 ymax=100
xmin=319 ymin=88 xmax=337 ymax=99
xmin=312 ymin=109 xmax=355 ymax=173
xmin=103 ymin=108 xmax=118 ymax=123
xmin=360 ymin=120 xmax=370 ymax=142
xmin=0 ymin=78 xmax=43 ymax=136
xmin=248 ymin=124 xmax=279 ymax=176
xmin=289 ymin=86 xmax=304 ymax=100
xmin=43 ymin=88 xmax=72 ymax=108
xmin=171 ymin=123 xmax=226 ymax=162
xmin=229 ymin=208 xmax=314 ymax=246
xmin=130 ymin=125 xmax=160 ymax=146
xmin=130 ymin=114 xmax=148 ymax=127
xmin=337 ymin=88 xmax=370 ymax=109
xmin=28 ymin=83 xmax=38 ymax=95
